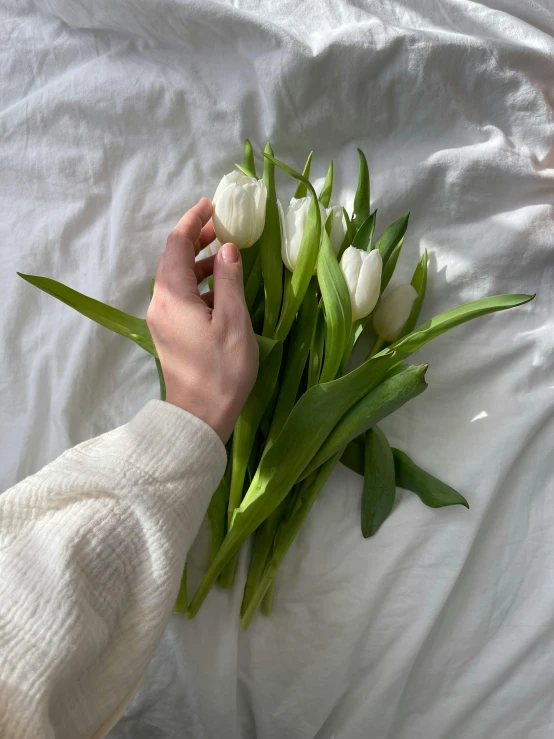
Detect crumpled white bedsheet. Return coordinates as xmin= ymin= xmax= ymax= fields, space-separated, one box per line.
xmin=1 ymin=0 xmax=553 ymax=737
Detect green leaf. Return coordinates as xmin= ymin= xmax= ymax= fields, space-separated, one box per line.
xmin=393 ymin=448 xmax=469 ymax=509
xmin=318 ymin=160 xmax=334 ymax=208
xmin=241 ymin=240 xmax=261 ymax=286
xmin=220 ymin=336 xmax=283 ymax=587
xmin=340 ymin=437 xmax=364 ymax=475
xmin=398 ymin=250 xmax=428 ymax=338
xmin=308 ymin=301 xmax=326 ymax=388
xmin=18 ymin=273 xmax=156 ymax=356
xmin=186 ymin=351 xmax=396 ymax=617
xmin=207 ymin=461 xmax=232 ymax=563
xmin=301 ymin=363 xmax=428 ymax=479
xmin=352 ymin=210 xmax=376 ymax=252
xmin=337 ymin=208 xmax=353 ymax=261
xmin=242 ymin=138 xmax=257 ymax=178
xmin=317 ymin=217 xmax=352 ymax=383
xmin=264 ymin=153 xmax=323 ymax=342
xmin=380 ymin=237 xmax=403 ymax=292
xmin=227 ymin=336 xmax=282 ymax=521
xmin=244 ymin=253 xmax=263 ymax=313
xmin=241 ymin=494 xmax=290 ymax=618
xmin=235 ymin=163 xmax=252 ymax=177
xmin=351 ymin=148 xmax=370 ymax=236
xmin=375 ymin=212 xmax=410 ymax=265
xmin=266 ymin=280 xmax=318 ymax=448
xmin=174 ymin=564 xmax=189 ymax=614
xmin=391 ymin=293 xmax=535 ymax=360
xmin=240 ymin=451 xmax=342 ymax=629
xmin=361 ymin=427 xmax=396 ymax=537
xmin=294 ymin=151 xmax=314 ymax=199
xmin=150 ymin=279 xmax=166 ymax=399
xmin=260 ymin=143 xmax=284 ymax=337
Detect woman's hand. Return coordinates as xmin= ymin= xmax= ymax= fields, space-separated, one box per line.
xmin=147 ymin=198 xmax=259 ymax=443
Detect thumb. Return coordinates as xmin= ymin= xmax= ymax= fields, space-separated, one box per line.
xmin=212 ymin=242 xmax=248 ymax=321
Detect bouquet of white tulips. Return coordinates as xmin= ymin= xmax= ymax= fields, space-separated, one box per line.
xmin=19 ymin=140 xmax=534 ymax=629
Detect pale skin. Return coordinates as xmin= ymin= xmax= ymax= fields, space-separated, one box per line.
xmin=147 ymin=197 xmax=259 ymax=442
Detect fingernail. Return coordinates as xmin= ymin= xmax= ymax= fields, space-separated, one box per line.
xmin=220 ymin=243 xmax=239 ymax=263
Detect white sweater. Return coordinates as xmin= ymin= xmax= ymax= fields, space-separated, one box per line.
xmin=0 ymin=400 xmax=227 ymax=739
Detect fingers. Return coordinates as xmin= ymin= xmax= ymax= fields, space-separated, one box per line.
xmin=194 ymin=255 xmax=216 ymax=283
xmin=201 ymin=290 xmax=214 ymax=308
xmin=212 ymin=243 xmax=249 ymax=326
xmin=172 ymin=198 xmax=213 ymax=244
xmin=158 ymin=198 xmax=213 ymax=297
xmin=196 ymin=221 xmax=217 ymax=253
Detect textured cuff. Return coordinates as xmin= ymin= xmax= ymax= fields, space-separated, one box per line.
xmin=122 ymin=400 xmax=227 ymax=489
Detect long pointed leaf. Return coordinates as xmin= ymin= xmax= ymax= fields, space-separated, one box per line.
xmin=393 ymin=448 xmax=469 ymax=508
xmin=351 ymin=149 xmax=370 ymax=235
xmin=375 ymin=212 xmax=410 ymax=265
xmin=220 ymin=337 xmax=283 ymax=587
xmin=264 ymin=154 xmax=323 ymax=342
xmin=390 ymin=293 xmax=535 ymax=360
xmin=317 ymin=218 xmax=352 ymax=383
xmin=337 ymin=208 xmax=353 ymax=261
xmin=398 ymin=250 xmax=428 ymax=338
xmin=268 ymin=280 xmax=318 ymax=445
xmin=318 ymin=160 xmax=334 ymax=207
xmin=380 ymin=238 xmax=403 ymax=291
xmin=361 ymin=427 xmax=396 ymax=537
xmin=187 ymin=352 xmax=396 ymax=616
xmin=18 ymin=273 xmax=156 ymax=355
xmin=260 ymin=143 xmax=283 ymax=337
xmin=340 ymin=437 xmax=364 ymax=475
xmin=352 ymin=210 xmax=376 ymax=252
xmin=242 ymin=139 xmax=257 ymax=178
xmin=308 ymin=302 xmax=326 ymax=388
xmin=302 ymin=363 xmax=428 ymax=479
xmin=244 ymin=253 xmax=262 ymax=313
xmin=294 ymin=151 xmax=314 ymax=199
xmin=150 ymin=279 xmax=166 ymax=399
xmin=240 ymin=451 xmax=341 ymax=629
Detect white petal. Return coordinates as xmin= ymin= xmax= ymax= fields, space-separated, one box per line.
xmin=354 ymin=250 xmax=382 ymax=320
xmin=212 ymin=182 xmax=252 ymax=249
xmin=340 ymin=246 xmax=363 ymax=302
xmin=213 ymin=171 xmax=241 ymax=203
xmin=284 ymin=198 xmax=310 ymax=269
xmin=249 ymin=179 xmax=267 ymax=244
xmin=373 ymin=283 xmax=418 ymax=341
xmin=328 ymin=206 xmax=346 ymax=254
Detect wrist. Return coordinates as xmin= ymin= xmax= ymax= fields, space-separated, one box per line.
xmin=165 ymin=391 xmax=236 ymax=444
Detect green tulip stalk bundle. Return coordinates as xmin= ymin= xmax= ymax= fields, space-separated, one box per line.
xmin=18 ymin=141 xmax=535 ymax=630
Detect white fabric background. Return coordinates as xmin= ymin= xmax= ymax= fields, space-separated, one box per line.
xmin=1 ymin=1 xmax=553 ymax=737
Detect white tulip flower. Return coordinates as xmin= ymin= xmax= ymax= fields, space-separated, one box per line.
xmin=212 ymin=171 xmax=267 ymax=249
xmin=373 ymin=284 xmax=418 ymax=341
xmin=280 ymin=196 xmax=327 ymax=272
xmin=340 ymin=246 xmax=382 ymax=321
xmin=328 ymin=205 xmax=347 ymax=256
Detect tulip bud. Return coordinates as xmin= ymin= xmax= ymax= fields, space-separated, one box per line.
xmin=373 ymin=284 xmax=418 ymax=341
xmin=340 ymin=246 xmax=382 ymax=321
xmin=328 ymin=206 xmax=347 ymax=256
xmin=212 ymin=171 xmax=267 ymax=249
xmin=280 ymin=196 xmax=327 ymax=272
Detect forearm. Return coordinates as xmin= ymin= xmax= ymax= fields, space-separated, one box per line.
xmin=0 ymin=400 xmax=226 ymax=739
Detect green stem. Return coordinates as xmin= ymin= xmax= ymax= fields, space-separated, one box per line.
xmin=368 ymin=336 xmax=385 ymax=358
xmin=240 ymin=452 xmax=342 ymax=629
xmin=174 ymin=564 xmax=188 ymax=614
xmin=261 ymin=580 xmax=276 ymax=615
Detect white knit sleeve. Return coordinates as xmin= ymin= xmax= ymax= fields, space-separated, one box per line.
xmin=0 ymin=400 xmax=227 ymax=739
